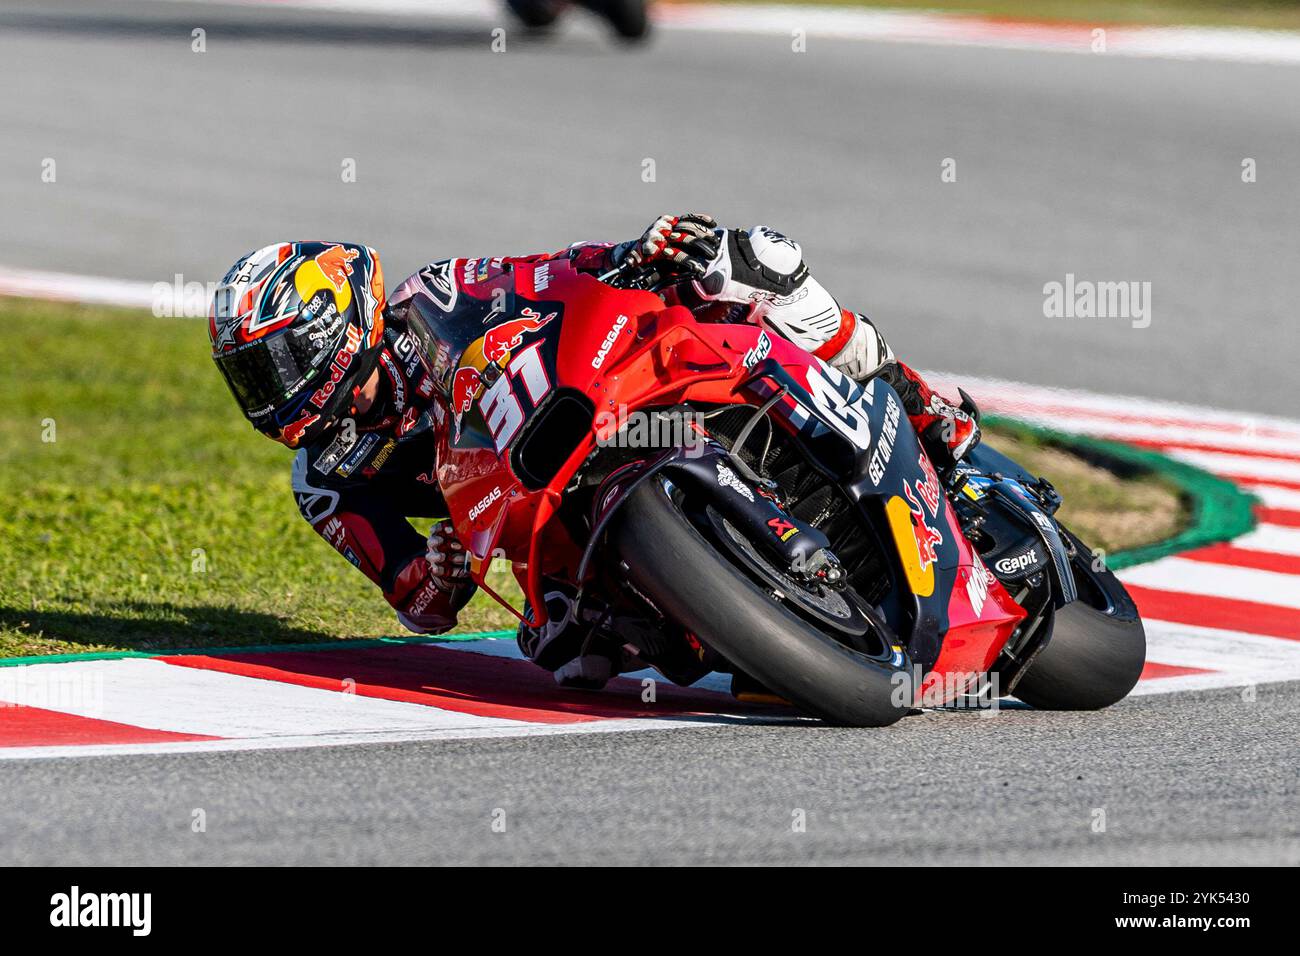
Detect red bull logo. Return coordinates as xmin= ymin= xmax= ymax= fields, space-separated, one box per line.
xmin=450 ymin=365 xmax=483 ymax=439
xmin=914 ymin=451 xmax=941 ymax=517
xmin=904 ymin=481 xmax=943 ymax=571
xmin=481 ymin=307 xmax=556 ymax=363
xmin=316 ymin=245 xmax=359 ymax=291
xmin=309 ymin=323 xmax=364 ymax=409
xmin=449 ymin=308 xmax=557 ymax=440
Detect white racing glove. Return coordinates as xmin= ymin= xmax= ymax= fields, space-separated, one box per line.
xmin=426 ymin=519 xmax=471 ymax=590
xmin=393 ymin=520 xmax=475 ymax=636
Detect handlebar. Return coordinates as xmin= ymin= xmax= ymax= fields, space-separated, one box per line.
xmin=597 ymin=255 xmax=681 ymax=294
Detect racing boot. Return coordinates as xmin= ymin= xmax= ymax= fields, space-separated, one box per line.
xmin=880 ymin=361 xmax=982 ymax=470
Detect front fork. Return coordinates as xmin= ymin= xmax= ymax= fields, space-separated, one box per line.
xmin=659 ymin=442 xmax=844 ymax=582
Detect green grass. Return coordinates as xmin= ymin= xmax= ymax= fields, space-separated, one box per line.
xmin=0 ymin=298 xmax=1181 ymax=659
xmin=714 ymin=0 xmax=1300 ymax=31
xmin=0 ymin=298 xmax=520 ymax=659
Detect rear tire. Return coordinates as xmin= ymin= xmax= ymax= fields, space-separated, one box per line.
xmin=1013 ymin=529 xmax=1146 ymax=710
xmin=610 ymin=478 xmax=910 ymax=727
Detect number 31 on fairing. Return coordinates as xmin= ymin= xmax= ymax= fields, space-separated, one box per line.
xmin=479 ymin=342 xmax=552 ymax=453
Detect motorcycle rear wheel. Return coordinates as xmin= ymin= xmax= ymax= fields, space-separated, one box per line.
xmin=610 ymin=477 xmax=911 ymax=727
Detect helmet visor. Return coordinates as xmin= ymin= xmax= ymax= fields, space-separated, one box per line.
xmin=214 ymin=309 xmax=349 ymax=418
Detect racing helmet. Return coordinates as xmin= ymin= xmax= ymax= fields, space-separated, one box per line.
xmin=209 ymin=241 xmax=386 ymax=448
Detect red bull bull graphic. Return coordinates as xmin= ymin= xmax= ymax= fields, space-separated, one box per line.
xmin=482 ymin=307 xmax=557 ymax=363
xmin=294 ymin=244 xmax=360 ymax=315
xmin=317 ymin=245 xmax=359 ymax=290
xmin=450 ymin=365 xmax=483 ymax=439
xmin=885 ymin=480 xmax=945 ymax=598
xmin=450 ymin=308 xmax=558 ymax=440
xmin=903 ymin=480 xmax=944 ymax=571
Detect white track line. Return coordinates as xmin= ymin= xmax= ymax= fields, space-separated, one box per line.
xmin=0 ymin=712 xmax=798 ymax=762
xmin=1242 ymin=485 xmax=1300 ymax=511
xmin=0 ymin=266 xmax=156 ymax=310
xmin=1119 ymin=558 xmax=1300 ymax=610
xmin=1134 ymin=619 xmax=1300 ymax=695
xmin=0 ymin=658 xmax=528 ymax=736
xmin=983 ymin=416 xmax=1300 ymax=457
xmin=1164 ymin=449 xmax=1300 ymax=485
xmin=1230 ymin=524 xmax=1300 ymax=558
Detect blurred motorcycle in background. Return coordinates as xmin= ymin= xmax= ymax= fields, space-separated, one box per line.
xmin=507 ymin=0 xmax=650 ymax=40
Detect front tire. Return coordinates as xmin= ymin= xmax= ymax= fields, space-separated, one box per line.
xmin=610 ymin=478 xmax=910 ymax=727
xmin=1012 ymin=529 xmax=1146 ymax=710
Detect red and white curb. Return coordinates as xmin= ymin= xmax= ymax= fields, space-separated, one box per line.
xmin=0 ymin=646 xmax=802 ymax=760
xmin=139 ymin=0 xmax=1300 ymax=66
xmin=934 ymin=375 xmax=1300 ymax=698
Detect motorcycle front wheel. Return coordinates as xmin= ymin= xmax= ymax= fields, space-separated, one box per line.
xmin=610 ymin=477 xmax=911 ymax=727
xmin=1012 ymin=527 xmax=1147 ymax=710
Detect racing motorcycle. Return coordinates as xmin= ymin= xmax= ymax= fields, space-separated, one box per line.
xmin=407 ymin=256 xmax=1146 ymax=726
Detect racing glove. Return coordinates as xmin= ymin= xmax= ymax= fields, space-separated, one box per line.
xmin=393 ymin=520 xmax=475 ymax=635
xmin=426 ymin=519 xmax=471 ymax=590
xmin=615 ymin=212 xmax=721 ymax=277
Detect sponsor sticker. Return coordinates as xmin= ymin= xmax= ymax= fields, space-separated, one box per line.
xmin=335 ymin=432 xmax=381 ymax=477
xmin=469 ymin=485 xmax=503 ymax=521
xmin=591 ymin=314 xmax=629 ymax=370
xmin=995 ymin=548 xmax=1040 ymax=575
xmin=715 ymin=461 xmax=755 ymax=502
xmin=868 ymin=393 xmax=901 ymax=485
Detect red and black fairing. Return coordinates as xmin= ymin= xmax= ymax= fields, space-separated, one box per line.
xmin=406 ymin=258 xmax=1027 ymax=703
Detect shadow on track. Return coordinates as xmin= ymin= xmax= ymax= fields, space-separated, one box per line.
xmin=0 ymin=602 xmax=339 ymax=653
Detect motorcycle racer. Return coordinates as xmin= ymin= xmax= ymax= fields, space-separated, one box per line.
xmin=207 ymin=217 xmax=980 ymax=666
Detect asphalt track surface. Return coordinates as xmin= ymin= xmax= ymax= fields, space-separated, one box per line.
xmin=1 ymin=0 xmax=1298 ymax=865
xmin=3 ymin=683 xmax=1297 ymax=865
